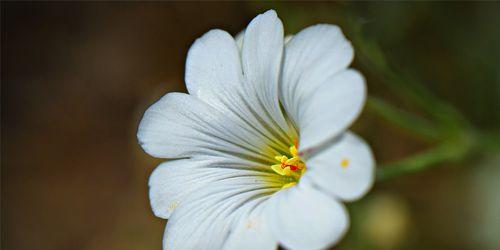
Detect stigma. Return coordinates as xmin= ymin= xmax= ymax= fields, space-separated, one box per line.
xmin=271 ymin=145 xmax=306 ymax=188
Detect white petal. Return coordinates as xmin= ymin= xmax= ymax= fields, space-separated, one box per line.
xmin=222 ymin=201 xmax=278 ymax=250
xmin=149 ymin=158 xmax=279 ymax=219
xmin=184 ymin=15 xmax=293 ymax=153
xmin=236 ymin=32 xmax=293 ymax=52
xmin=235 ymin=31 xmax=244 ymax=50
xmin=185 ymin=29 xmax=243 ymax=103
xmin=305 ymin=132 xmax=375 ymax=201
xmin=137 ymin=92 xmax=277 ymax=163
xmin=266 ymin=183 xmax=349 ymax=250
xmin=298 ymin=69 xmax=366 ymax=151
xmin=149 ymin=159 xmax=202 ymax=219
xmin=163 ymin=177 xmax=281 ymax=250
xmin=280 ymin=24 xmax=357 ymax=150
xmin=281 ymin=24 xmax=353 ymax=119
xmin=241 ymin=10 xmax=293 ymax=139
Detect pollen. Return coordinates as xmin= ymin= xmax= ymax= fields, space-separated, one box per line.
xmin=245 ymin=220 xmax=254 ymax=229
xmin=271 ymin=145 xmax=306 ymax=188
xmin=341 ymin=158 xmax=350 ymax=168
xmin=167 ymin=201 xmax=179 ymax=212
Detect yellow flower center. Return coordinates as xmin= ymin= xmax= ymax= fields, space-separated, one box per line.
xmin=270 ymin=145 xmax=306 ymax=189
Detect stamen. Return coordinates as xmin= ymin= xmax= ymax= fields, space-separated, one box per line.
xmin=282 ymin=182 xmax=297 ymax=189
xmin=270 ymin=145 xmax=306 ymax=188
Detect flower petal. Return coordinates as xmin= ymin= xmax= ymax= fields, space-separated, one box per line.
xmin=137 ymin=92 xmax=278 ymax=163
xmin=280 ymin=24 xmax=353 ymax=120
xmin=234 ymin=31 xmax=244 ymax=50
xmin=149 ymin=158 xmax=279 ymax=219
xmin=241 ymin=10 xmax=293 ymax=140
xmin=222 ymin=202 xmax=278 ymax=250
xmin=279 ymin=24 xmax=359 ymax=150
xmin=149 ymin=159 xmax=203 ymax=219
xmin=163 ymin=177 xmax=281 ymax=250
xmin=305 ymin=132 xmax=375 ymax=201
xmin=266 ymin=183 xmax=349 ymax=250
xmin=185 ymin=29 xmax=243 ymax=105
xmin=297 ymin=69 xmax=366 ymax=151
xmin=184 ymin=12 xmax=293 ymax=153
xmin=235 ymin=31 xmax=293 ymax=52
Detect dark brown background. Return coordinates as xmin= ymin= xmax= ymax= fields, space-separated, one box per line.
xmin=2 ymin=2 xmax=500 ymax=250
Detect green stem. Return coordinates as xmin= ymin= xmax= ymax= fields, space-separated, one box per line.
xmin=376 ymin=128 xmax=475 ymax=182
xmin=475 ymin=131 xmax=500 ymax=153
xmin=376 ymin=144 xmax=459 ymax=181
xmin=366 ymin=96 xmax=440 ymax=140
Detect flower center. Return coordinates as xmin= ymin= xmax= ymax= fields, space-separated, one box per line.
xmin=270 ymin=145 xmax=306 ymax=189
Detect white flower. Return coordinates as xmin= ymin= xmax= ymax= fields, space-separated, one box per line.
xmin=138 ymin=10 xmax=375 ymax=250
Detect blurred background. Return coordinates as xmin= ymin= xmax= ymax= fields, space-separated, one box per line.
xmin=2 ymin=2 xmax=500 ymax=250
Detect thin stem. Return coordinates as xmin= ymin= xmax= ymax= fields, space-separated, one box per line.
xmin=376 ymin=144 xmax=458 ymax=182
xmin=475 ymin=131 xmax=500 ymax=153
xmin=376 ymin=129 xmax=475 ymax=182
xmin=366 ymin=96 xmax=440 ymax=140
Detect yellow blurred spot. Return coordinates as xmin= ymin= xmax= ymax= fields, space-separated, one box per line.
xmin=363 ymin=193 xmax=411 ymax=249
xmin=341 ymin=158 xmax=350 ymax=168
xmin=167 ymin=201 xmax=179 ymax=212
